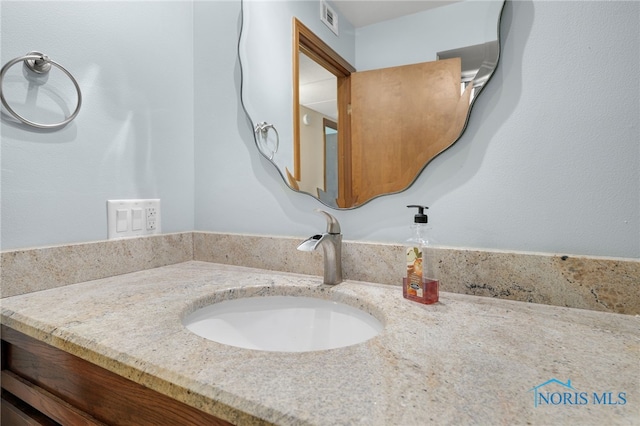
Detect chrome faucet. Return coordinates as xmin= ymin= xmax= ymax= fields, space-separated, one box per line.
xmin=297 ymin=209 xmax=343 ymax=285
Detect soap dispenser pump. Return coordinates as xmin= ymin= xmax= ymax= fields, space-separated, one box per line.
xmin=403 ymin=205 xmax=439 ymax=304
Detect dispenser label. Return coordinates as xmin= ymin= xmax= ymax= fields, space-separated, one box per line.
xmin=406 ymin=246 xmax=423 ymax=297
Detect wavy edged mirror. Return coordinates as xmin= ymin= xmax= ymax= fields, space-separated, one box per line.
xmin=240 ymin=0 xmax=506 ymax=209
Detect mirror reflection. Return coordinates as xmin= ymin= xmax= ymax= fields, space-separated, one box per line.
xmin=293 ymin=50 xmax=338 ymax=199
xmin=241 ymin=0 xmax=505 ymax=209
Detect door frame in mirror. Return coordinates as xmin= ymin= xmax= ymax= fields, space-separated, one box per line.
xmin=293 ymin=18 xmax=356 ymax=207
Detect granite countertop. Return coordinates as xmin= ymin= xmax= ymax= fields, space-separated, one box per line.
xmin=1 ymin=261 xmax=638 ymax=425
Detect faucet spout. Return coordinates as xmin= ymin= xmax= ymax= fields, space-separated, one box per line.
xmin=297 ymin=210 xmax=343 ymax=285
xmin=297 ymin=234 xmax=323 ymax=252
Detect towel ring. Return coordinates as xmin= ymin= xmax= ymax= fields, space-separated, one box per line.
xmin=254 ymin=121 xmax=279 ymax=160
xmin=0 ymin=52 xmax=82 ymax=129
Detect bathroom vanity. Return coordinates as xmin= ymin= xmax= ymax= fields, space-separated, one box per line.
xmin=1 ymin=261 xmax=638 ymax=425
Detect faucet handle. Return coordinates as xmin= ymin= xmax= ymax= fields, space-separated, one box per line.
xmin=315 ymin=209 xmax=341 ymax=234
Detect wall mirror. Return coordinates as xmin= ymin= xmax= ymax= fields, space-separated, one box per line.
xmin=240 ymin=0 xmax=506 ymax=209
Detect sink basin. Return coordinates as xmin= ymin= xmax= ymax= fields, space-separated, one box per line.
xmin=183 ymin=296 xmax=383 ymax=352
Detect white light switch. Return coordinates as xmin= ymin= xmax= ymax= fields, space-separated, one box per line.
xmin=131 ymin=208 xmax=143 ymax=231
xmin=116 ymin=209 xmax=128 ymax=232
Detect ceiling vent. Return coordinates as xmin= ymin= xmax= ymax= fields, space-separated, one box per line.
xmin=320 ymin=1 xmax=339 ymax=36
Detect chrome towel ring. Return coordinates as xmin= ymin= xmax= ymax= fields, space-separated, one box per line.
xmin=0 ymin=51 xmax=82 ymax=129
xmin=254 ymin=121 xmax=279 ymax=160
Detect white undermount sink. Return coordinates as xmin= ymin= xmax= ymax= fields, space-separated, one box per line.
xmin=183 ymin=295 xmax=383 ymax=352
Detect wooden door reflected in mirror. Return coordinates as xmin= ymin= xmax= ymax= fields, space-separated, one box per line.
xmin=293 ymin=19 xmax=473 ymax=208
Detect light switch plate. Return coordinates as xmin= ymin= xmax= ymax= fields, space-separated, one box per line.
xmin=107 ymin=199 xmax=161 ymax=239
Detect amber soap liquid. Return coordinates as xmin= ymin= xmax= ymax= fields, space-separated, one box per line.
xmin=403 ymin=277 xmax=439 ymax=304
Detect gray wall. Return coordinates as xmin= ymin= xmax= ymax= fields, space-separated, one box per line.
xmin=1 ymin=1 xmax=195 ymax=249
xmin=3 ymin=1 xmax=639 ymax=260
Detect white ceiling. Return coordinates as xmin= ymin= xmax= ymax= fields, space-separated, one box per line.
xmin=299 ymin=53 xmax=338 ymax=119
xmin=331 ymin=0 xmax=461 ymax=28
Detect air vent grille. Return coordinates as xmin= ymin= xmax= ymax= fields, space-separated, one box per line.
xmin=321 ymin=0 xmax=339 ymax=35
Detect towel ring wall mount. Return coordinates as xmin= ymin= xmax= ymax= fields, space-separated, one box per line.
xmin=254 ymin=121 xmax=279 ymax=160
xmin=0 ymin=51 xmax=82 ymax=129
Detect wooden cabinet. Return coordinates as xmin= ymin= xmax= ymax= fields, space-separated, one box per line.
xmin=1 ymin=326 xmax=232 ymax=426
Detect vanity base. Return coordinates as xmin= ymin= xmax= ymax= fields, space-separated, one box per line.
xmin=0 ymin=326 xmax=232 ymax=426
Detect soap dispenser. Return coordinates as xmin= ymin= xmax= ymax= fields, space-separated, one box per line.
xmin=403 ymin=205 xmax=439 ymax=304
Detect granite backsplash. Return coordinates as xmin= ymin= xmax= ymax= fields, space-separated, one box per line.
xmin=2 ymin=232 xmax=638 ymax=315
